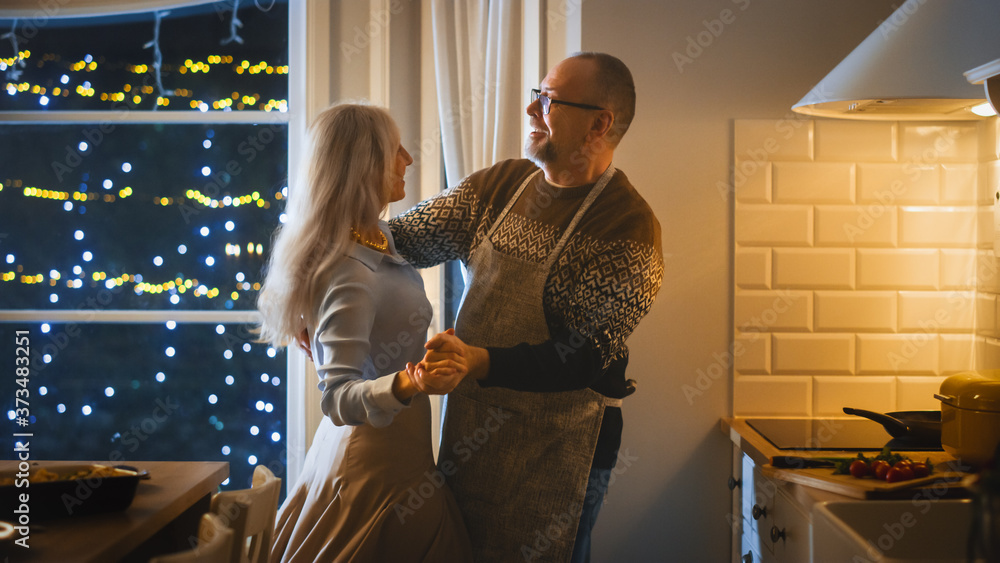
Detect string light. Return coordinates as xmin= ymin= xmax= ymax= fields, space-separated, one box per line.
xmin=4 ymin=53 xmax=287 ymax=111
xmin=2 ymin=258 xmax=265 ymax=300
xmin=15 ymin=182 xmax=273 ymax=208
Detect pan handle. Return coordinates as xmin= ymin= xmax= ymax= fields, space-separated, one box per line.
xmin=842 ymin=406 xmax=910 ymax=437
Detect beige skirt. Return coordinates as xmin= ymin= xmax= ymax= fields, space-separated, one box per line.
xmin=270 ymin=394 xmax=472 ymax=563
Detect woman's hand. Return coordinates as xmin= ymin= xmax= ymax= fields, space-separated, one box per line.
xmin=391 ymin=367 xmax=419 ymax=402
xmin=406 ymin=329 xmax=489 ymax=395
xmin=406 ymin=359 xmax=465 ymax=395
xmin=425 ymin=329 xmax=490 ymax=380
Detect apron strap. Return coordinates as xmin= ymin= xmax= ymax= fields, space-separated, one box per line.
xmin=485 ymin=170 xmax=541 ymax=240
xmin=543 ymin=163 xmax=616 ymax=270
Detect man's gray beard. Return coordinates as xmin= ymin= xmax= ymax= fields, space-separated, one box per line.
xmin=525 ymin=136 xmax=557 ymax=168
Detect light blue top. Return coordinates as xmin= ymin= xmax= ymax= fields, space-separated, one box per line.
xmin=312 ymin=220 xmax=433 ymax=427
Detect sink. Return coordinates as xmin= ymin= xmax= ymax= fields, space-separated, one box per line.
xmin=812 ymin=499 xmax=975 ymax=562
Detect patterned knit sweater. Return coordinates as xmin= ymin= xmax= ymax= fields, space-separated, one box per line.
xmin=389 ymin=159 xmax=663 ymax=467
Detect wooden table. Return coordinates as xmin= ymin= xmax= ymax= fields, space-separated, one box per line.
xmin=0 ymin=460 xmax=228 ymax=562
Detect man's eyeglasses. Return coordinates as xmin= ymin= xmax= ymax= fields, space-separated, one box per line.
xmin=531 ymin=89 xmax=606 ymax=115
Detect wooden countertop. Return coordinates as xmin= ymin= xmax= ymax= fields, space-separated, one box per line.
xmin=1 ymin=460 xmax=229 ymax=562
xmin=722 ymin=417 xmax=971 ymax=499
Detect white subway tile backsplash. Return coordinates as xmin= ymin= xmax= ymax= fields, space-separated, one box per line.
xmin=772 ymin=333 xmax=854 ymax=374
xmin=941 ymin=249 xmax=978 ymax=290
xmin=814 ymin=291 xmax=896 ymax=332
xmin=772 ymin=248 xmax=853 ymax=289
xmin=898 ymin=291 xmax=975 ymax=332
xmin=896 ymin=376 xmax=947 ymax=411
xmin=940 ymin=334 xmax=976 ymax=373
xmin=978 ymin=118 xmax=1000 ymax=162
xmin=978 ymin=251 xmax=1000 ymax=293
xmin=941 ymin=164 xmax=978 ymax=205
xmin=735 ymin=205 xmax=813 ymax=247
xmin=734 ymin=159 xmax=771 ymax=203
xmin=979 ymin=293 xmax=997 ymax=339
xmin=984 ymin=161 xmax=1000 ymax=205
xmin=815 ymin=205 xmax=897 ymax=247
xmin=899 ymin=122 xmax=978 ymax=164
xmin=736 ymin=247 xmax=771 ymax=289
xmin=734 ymin=333 xmax=770 ymax=375
xmin=856 ymin=334 xmax=939 ymax=375
xmin=977 ymin=337 xmax=1000 ymax=370
xmin=735 ymin=119 xmax=813 ymax=162
xmin=857 ymin=163 xmax=939 ymax=205
xmin=732 ymin=118 xmax=991 ymax=419
xmin=813 ymin=376 xmax=896 ymax=417
xmin=772 ymin=162 xmax=854 ymax=204
xmin=734 ymin=290 xmax=812 ymax=332
xmin=978 ymin=207 xmax=994 ymax=251
xmin=857 ymin=249 xmax=938 ymax=290
xmin=899 ymin=207 xmax=977 ymax=247
xmin=815 ymin=120 xmax=896 ymax=162
xmin=734 ymin=375 xmax=811 ymax=417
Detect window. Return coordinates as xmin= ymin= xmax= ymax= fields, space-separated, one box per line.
xmin=1 ymin=1 xmax=289 ymax=493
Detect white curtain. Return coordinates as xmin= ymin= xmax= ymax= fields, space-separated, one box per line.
xmin=431 ymin=0 xmax=524 ymax=186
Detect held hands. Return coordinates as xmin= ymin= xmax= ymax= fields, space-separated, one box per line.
xmin=406 ymin=329 xmax=468 ymax=395
xmin=299 ymin=325 xmax=488 ymax=400
xmin=406 ymin=329 xmax=489 ymax=395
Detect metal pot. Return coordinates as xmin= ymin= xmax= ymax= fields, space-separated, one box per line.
xmin=842 ymin=407 xmax=942 ymax=447
xmin=935 ymin=370 xmax=1000 ymax=469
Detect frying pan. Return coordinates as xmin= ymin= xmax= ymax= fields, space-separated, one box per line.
xmin=842 ymin=407 xmax=942 ymax=446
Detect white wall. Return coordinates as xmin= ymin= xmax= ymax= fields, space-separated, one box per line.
xmin=578 ymin=1 xmax=898 ymax=560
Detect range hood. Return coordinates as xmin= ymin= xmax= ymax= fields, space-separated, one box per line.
xmin=792 ymin=0 xmax=1000 ymax=121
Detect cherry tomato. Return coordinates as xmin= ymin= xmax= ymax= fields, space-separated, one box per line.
xmin=849 ymin=459 xmax=869 ymax=478
xmin=871 ymin=460 xmax=890 ymax=480
xmin=885 ymin=467 xmax=908 ymax=483
xmin=911 ymin=462 xmax=930 ymax=478
xmin=893 ymin=460 xmax=913 ymax=469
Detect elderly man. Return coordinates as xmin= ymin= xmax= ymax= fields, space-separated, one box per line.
xmin=392 ymin=52 xmax=663 ymax=562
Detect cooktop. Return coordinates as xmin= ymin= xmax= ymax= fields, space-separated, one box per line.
xmin=745 ymin=417 xmax=943 ymax=452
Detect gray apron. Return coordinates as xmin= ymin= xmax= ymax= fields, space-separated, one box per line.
xmin=441 ymin=164 xmax=622 ymax=562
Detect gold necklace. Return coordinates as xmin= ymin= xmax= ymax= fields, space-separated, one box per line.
xmin=350 ymin=227 xmax=388 ymax=252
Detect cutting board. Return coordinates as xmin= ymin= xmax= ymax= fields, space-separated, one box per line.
xmin=760 ymin=464 xmax=967 ymax=499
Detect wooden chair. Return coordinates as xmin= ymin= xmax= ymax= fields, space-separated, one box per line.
xmin=150 ymin=513 xmax=234 ymax=563
xmin=210 ymin=465 xmax=282 ymax=563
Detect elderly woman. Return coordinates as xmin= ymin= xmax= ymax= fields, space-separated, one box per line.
xmin=257 ymin=103 xmax=471 ymax=563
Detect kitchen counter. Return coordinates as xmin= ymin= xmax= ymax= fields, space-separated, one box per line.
xmin=722 ymin=417 xmax=970 ymax=500
xmin=724 ymin=417 xmax=976 ymax=562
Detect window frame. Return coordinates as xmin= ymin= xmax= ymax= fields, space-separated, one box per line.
xmin=0 ymin=2 xmax=296 ymax=477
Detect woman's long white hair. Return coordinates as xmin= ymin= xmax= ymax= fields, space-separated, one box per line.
xmin=257 ymin=103 xmax=399 ymax=347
